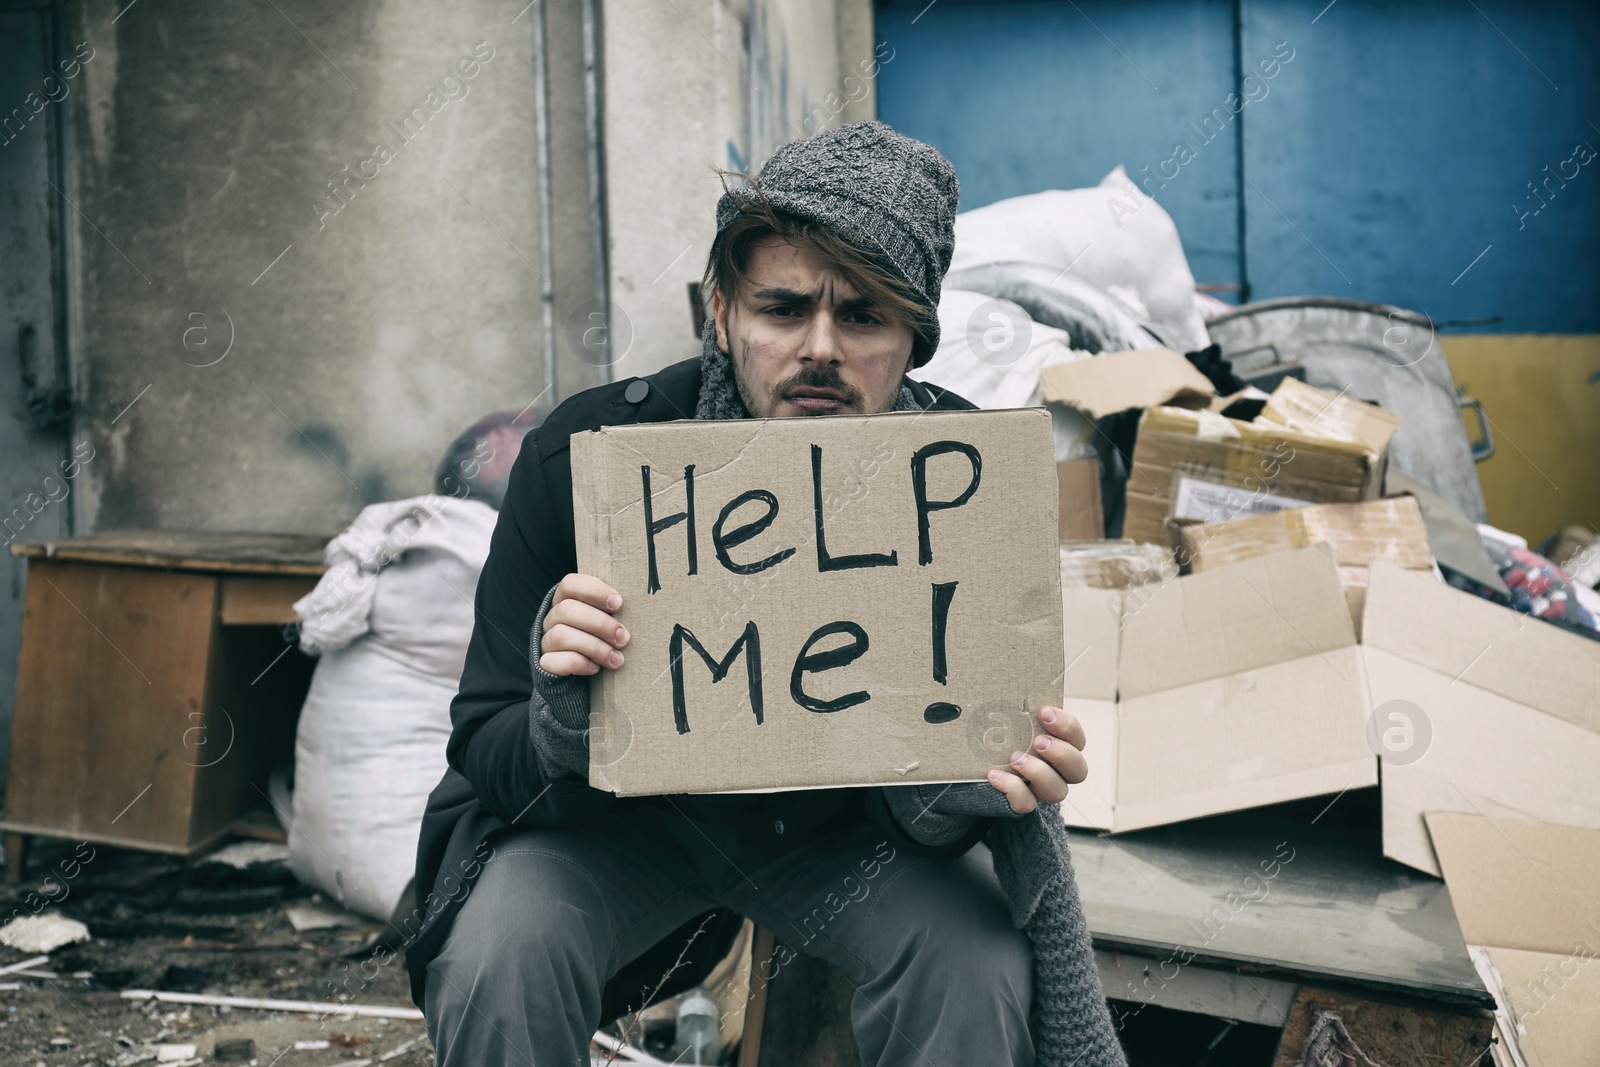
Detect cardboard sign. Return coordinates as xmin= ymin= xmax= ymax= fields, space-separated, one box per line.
xmin=570 ymin=408 xmax=1064 ymax=795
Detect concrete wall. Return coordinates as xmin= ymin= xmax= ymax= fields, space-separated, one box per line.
xmin=64 ymin=0 xmax=583 ymax=537
xmin=57 ymin=0 xmax=874 ymax=535
xmin=601 ymin=0 xmax=878 ymax=380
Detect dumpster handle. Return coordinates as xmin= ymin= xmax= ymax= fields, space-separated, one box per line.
xmin=1459 ymin=396 xmax=1495 ymax=462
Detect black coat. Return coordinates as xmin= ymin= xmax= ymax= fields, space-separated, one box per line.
xmin=404 ymin=355 xmax=984 ymax=1011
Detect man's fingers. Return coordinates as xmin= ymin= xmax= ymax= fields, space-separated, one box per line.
xmin=1007 ymin=751 xmax=1070 ymax=805
xmin=546 ymin=598 xmax=629 ymax=649
xmin=553 ymin=572 xmax=624 ymax=613
xmin=1037 ymin=706 xmax=1086 ymax=750
xmin=1030 ymin=732 xmax=1089 ymax=785
xmin=986 ymin=768 xmax=1038 ymax=814
xmin=539 ymin=649 xmax=601 ymax=677
xmin=542 ymin=623 xmax=624 ymax=671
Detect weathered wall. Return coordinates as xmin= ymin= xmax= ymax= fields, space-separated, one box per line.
xmin=65 ymin=0 xmax=565 ymax=537
xmin=600 ymin=0 xmax=878 ymax=379
xmin=58 ymin=0 xmax=874 ymax=535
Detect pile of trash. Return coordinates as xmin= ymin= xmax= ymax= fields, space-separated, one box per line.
xmin=911 ymin=170 xmax=1600 ymax=1067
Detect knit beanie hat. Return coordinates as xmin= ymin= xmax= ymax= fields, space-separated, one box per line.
xmin=714 ymin=121 xmax=960 ymax=368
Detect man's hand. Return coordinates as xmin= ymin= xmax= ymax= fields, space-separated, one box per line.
xmin=538 ymin=574 xmax=629 ymax=677
xmin=986 ymin=706 xmax=1088 ymax=814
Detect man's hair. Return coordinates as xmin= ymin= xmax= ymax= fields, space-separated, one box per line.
xmin=702 ymin=174 xmax=936 ymax=365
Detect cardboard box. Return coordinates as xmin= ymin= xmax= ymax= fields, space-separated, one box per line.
xmin=1179 ymin=496 xmax=1434 ymax=633
xmin=569 ymin=408 xmax=1065 ymax=795
xmin=1257 ymin=376 xmax=1401 ymax=459
xmin=1427 ymin=813 xmax=1600 ymax=1067
xmin=1056 ymin=457 xmax=1104 ymax=541
xmin=1362 ymin=561 xmax=1600 ymax=876
xmin=1061 ymin=545 xmax=1378 ymax=832
xmin=1040 ymin=349 xmax=1210 ymax=545
xmin=1122 ymin=406 xmax=1383 ymax=548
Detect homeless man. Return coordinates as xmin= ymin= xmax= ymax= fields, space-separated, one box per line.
xmin=406 ymin=121 xmax=1128 ymax=1067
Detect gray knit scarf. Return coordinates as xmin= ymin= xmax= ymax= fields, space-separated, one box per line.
xmin=693 ymin=323 xmax=1129 ymax=1067
xmin=693 ymin=317 xmax=925 ymax=420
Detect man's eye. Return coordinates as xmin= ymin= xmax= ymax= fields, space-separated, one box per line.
xmin=765 ymin=305 xmax=800 ymax=318
xmin=844 ymin=311 xmax=882 ymax=326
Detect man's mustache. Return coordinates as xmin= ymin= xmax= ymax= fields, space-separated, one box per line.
xmin=771 ymin=364 xmax=864 ymax=409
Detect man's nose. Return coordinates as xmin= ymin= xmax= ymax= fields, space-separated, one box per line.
xmin=799 ymin=311 xmax=845 ymax=365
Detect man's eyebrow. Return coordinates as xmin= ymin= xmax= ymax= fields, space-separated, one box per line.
xmin=749 ymin=286 xmax=819 ymax=305
xmin=748 ymin=286 xmax=876 ymax=310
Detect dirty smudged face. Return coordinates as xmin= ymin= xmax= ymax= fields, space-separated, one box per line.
xmin=712 ymin=236 xmax=917 ymax=418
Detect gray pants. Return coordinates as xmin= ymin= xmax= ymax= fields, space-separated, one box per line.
xmin=423 ymin=801 xmax=1035 ymax=1066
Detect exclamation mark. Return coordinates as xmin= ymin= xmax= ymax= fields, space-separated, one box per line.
xmin=923 ymin=580 xmax=961 ymax=724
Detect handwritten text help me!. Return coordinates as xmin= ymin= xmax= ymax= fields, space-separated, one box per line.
xmin=570 ymin=408 xmax=1065 ymax=796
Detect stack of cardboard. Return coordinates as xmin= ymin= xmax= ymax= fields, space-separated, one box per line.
xmin=1041 ymin=359 xmax=1600 ymax=872
xmin=1121 ymin=406 xmax=1383 ymax=548
xmin=1037 ymin=346 xmax=1599 ymax=1067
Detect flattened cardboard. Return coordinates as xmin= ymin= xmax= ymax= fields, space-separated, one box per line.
xmin=1037 ymin=347 xmax=1215 ymax=420
xmin=1426 ymin=813 xmax=1600 ymax=956
xmin=1363 ymin=562 xmax=1600 ymax=875
xmin=1062 ymin=545 xmax=1377 ymax=832
xmin=1056 ymin=458 xmax=1104 ymax=541
xmin=1427 ymin=814 xmax=1600 ymax=1067
xmin=1122 ymin=406 xmax=1379 ymax=549
xmin=570 ymin=409 xmax=1065 ymax=795
xmin=1180 ymin=497 xmax=1434 ymax=632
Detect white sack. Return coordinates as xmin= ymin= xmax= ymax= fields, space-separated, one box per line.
xmin=287 ymin=495 xmax=498 ymax=920
xmin=913 ymin=289 xmax=1096 ymax=461
xmin=949 ymin=167 xmax=1211 ymax=352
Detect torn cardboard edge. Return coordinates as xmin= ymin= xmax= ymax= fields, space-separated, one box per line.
xmin=1037 ymin=347 xmax=1215 ymax=420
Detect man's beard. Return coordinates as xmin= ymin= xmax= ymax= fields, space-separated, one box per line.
xmin=733 ymin=354 xmax=871 ymax=417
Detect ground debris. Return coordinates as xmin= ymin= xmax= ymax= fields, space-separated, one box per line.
xmin=0 ymin=839 xmax=430 ymax=1065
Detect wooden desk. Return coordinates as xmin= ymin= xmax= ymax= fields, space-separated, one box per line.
xmin=3 ymin=531 xmax=327 ymax=878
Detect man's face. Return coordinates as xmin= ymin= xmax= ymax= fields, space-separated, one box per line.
xmin=712 ymin=236 xmax=917 ymax=418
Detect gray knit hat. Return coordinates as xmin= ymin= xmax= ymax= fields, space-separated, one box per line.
xmin=714 ymin=121 xmax=959 ymax=368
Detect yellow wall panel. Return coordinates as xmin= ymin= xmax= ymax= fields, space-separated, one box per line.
xmin=1443 ymin=335 xmax=1600 ymax=546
